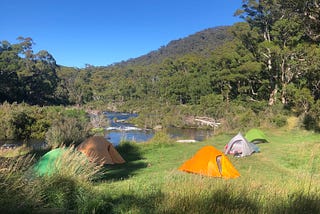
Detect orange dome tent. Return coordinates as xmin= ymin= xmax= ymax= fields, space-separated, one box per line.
xmin=178 ymin=145 xmax=240 ymax=179
xmin=77 ymin=136 xmax=125 ymax=165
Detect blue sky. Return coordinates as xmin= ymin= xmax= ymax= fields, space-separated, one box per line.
xmin=2 ymin=0 xmax=242 ymax=68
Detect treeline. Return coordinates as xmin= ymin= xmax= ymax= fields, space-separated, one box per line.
xmin=0 ymin=37 xmax=60 ymax=105
xmin=1 ymin=1 xmax=320 ymax=130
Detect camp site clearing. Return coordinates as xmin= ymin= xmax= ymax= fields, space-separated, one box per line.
xmin=94 ymin=129 xmax=320 ymax=213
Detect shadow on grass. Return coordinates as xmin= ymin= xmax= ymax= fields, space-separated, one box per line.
xmin=271 ymin=192 xmax=320 ymax=213
xmin=91 ymin=191 xmax=165 ymax=214
xmin=102 ymin=161 xmax=148 ymax=181
xmin=94 ymin=187 xmax=260 ymax=213
xmin=166 ymin=189 xmax=259 ymax=214
xmin=101 ymin=141 xmax=148 ymax=181
xmin=115 ymin=141 xmax=144 ymax=162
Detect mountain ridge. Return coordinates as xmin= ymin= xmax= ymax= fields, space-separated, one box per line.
xmin=111 ymin=25 xmax=233 ymax=67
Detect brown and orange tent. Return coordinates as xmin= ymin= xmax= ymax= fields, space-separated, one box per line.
xmin=77 ymin=136 xmax=125 ymax=165
xmin=178 ymin=145 xmax=240 ymax=179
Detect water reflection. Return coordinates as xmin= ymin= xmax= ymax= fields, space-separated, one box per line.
xmin=106 ymin=130 xmax=154 ymax=146
xmin=166 ymin=127 xmax=213 ymax=141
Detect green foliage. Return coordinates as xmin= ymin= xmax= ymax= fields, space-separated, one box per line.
xmin=0 ymin=37 xmax=59 ymax=105
xmin=270 ymin=114 xmax=288 ymax=128
xmin=0 ymin=102 xmax=40 ymax=140
xmin=0 ymin=103 xmax=90 ymax=141
xmin=1 ymin=2 xmax=320 ymax=132
xmin=147 ymin=131 xmax=174 ymax=145
xmin=10 ymin=111 xmax=35 ymax=139
xmin=199 ymin=93 xmax=225 ymax=118
xmin=116 ymin=141 xmax=143 ymax=162
xmin=287 ymin=86 xmax=314 ymax=115
xmin=45 ymin=117 xmax=91 ymax=148
xmin=264 ymin=103 xmax=289 ymax=128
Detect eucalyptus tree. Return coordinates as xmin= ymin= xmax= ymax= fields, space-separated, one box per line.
xmin=21 ymin=49 xmax=59 ymax=104
xmin=207 ymin=26 xmax=262 ymax=103
xmin=0 ymin=40 xmax=21 ymax=102
xmin=59 ymin=66 xmax=93 ymax=106
xmin=0 ymin=37 xmax=59 ymax=104
xmin=158 ymin=55 xmax=210 ymax=104
xmin=236 ymin=0 xmax=309 ymax=105
xmin=281 ymin=0 xmax=320 ymax=42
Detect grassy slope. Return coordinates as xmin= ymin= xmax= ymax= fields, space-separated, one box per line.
xmin=96 ymin=129 xmax=320 ymax=213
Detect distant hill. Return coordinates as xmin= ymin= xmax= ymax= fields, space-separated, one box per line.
xmin=114 ymin=26 xmax=233 ymax=67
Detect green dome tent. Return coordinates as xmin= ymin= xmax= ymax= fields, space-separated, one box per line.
xmin=33 ymin=148 xmax=67 ymax=176
xmin=245 ymin=128 xmax=268 ymax=144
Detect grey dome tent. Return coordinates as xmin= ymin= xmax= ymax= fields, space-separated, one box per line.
xmin=224 ymin=133 xmax=259 ymax=157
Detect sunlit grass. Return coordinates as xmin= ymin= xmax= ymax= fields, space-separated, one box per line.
xmin=1 ymin=129 xmax=320 ymax=213
xmin=97 ymin=129 xmax=320 ymax=213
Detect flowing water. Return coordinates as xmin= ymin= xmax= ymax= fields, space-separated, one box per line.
xmin=104 ymin=112 xmax=213 ymax=146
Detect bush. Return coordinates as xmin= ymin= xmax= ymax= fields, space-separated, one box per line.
xmin=0 ymin=103 xmax=51 ymax=140
xmin=0 ymin=102 xmax=34 ymax=139
xmin=270 ymin=114 xmax=287 ymax=127
xmin=147 ymin=131 xmax=174 ymax=145
xmin=10 ymin=111 xmax=36 ymax=139
xmin=45 ymin=117 xmax=92 ymax=148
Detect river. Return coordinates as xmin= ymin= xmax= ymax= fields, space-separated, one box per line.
xmin=0 ymin=112 xmax=214 ymax=148
xmin=104 ymin=112 xmax=213 ymax=146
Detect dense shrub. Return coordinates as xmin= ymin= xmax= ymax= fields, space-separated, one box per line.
xmin=270 ymin=114 xmax=288 ymax=127
xmin=10 ymin=111 xmax=36 ymax=139
xmin=147 ymin=131 xmax=174 ymax=145
xmin=45 ymin=117 xmax=92 ymax=148
xmin=0 ymin=103 xmax=50 ymax=140
xmin=199 ymin=93 xmax=225 ymax=118
xmin=0 ymin=103 xmax=92 ymax=145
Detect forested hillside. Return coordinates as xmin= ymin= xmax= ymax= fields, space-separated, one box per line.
xmin=117 ymin=26 xmax=233 ymax=66
xmin=1 ymin=1 xmax=320 ymax=131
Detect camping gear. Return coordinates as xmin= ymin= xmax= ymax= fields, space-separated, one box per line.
xmin=33 ymin=148 xmax=66 ymax=176
xmin=224 ymin=133 xmax=259 ymax=157
xmin=77 ymin=136 xmax=125 ymax=165
xmin=178 ymin=145 xmax=240 ymax=178
xmin=245 ymin=128 xmax=268 ymax=144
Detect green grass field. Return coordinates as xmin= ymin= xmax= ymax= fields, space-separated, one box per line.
xmin=95 ymin=129 xmax=320 ymax=213
xmin=1 ymin=128 xmax=319 ymax=213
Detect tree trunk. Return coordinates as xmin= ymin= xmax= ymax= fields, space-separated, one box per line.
xmin=268 ymin=86 xmax=278 ymax=106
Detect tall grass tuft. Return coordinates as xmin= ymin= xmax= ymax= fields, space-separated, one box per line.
xmin=34 ymin=146 xmax=104 ymax=211
xmin=0 ymin=155 xmax=42 ymax=213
